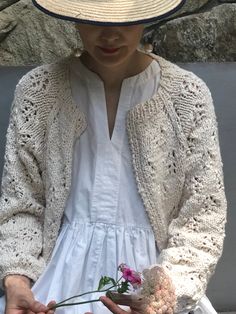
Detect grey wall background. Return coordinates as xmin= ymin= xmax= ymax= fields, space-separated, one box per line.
xmin=0 ymin=63 xmax=235 ymax=311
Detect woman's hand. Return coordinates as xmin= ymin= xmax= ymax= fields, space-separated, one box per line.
xmin=99 ymin=290 xmax=174 ymax=314
xmin=99 ymin=266 xmax=176 ymax=314
xmin=4 ymin=275 xmax=53 ymax=314
xmin=83 ymin=293 xmax=147 ymax=314
xmin=100 ymin=293 xmax=147 ymax=314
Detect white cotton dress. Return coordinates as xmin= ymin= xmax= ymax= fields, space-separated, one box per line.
xmin=0 ymin=57 xmax=217 ymax=314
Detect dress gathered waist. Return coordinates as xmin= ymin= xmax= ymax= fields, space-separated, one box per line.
xmin=62 ymin=216 xmax=154 ymax=231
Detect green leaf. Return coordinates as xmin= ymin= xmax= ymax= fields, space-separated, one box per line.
xmin=97 ymin=276 xmax=116 ymax=290
xmin=98 ymin=277 xmax=105 ymax=290
xmin=109 ymin=277 xmax=117 ymax=287
xmin=117 ymin=281 xmax=129 ymax=293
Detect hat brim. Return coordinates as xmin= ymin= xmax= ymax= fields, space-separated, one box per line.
xmin=32 ymin=0 xmax=186 ymax=26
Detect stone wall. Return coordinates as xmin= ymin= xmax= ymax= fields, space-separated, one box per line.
xmin=148 ymin=0 xmax=236 ymax=62
xmin=0 ymin=0 xmax=235 ymax=65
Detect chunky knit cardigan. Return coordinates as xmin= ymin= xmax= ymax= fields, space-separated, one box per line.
xmin=0 ymin=54 xmax=227 ymax=312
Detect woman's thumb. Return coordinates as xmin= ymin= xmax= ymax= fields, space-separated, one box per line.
xmin=28 ymin=300 xmax=48 ymax=312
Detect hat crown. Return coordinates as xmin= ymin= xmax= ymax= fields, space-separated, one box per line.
xmin=32 ymin=0 xmax=186 ymax=25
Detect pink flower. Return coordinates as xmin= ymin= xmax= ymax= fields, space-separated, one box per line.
xmin=118 ymin=263 xmax=142 ymax=289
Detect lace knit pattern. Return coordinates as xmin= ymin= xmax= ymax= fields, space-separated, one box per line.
xmin=0 ymin=54 xmax=227 ymax=312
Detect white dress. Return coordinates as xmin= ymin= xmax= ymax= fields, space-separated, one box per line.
xmin=0 ymin=57 xmax=217 ymax=314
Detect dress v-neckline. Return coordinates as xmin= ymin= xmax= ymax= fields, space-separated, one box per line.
xmin=69 ymin=55 xmax=158 ymax=144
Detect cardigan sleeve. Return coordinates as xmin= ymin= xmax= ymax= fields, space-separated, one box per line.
xmin=146 ymin=78 xmax=227 ymax=313
xmin=164 ymin=79 xmax=226 ymax=312
xmin=0 ymin=83 xmax=46 ymax=288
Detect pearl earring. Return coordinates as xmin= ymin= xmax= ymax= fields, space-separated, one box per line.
xmin=143 ymin=43 xmax=153 ymax=53
xmin=137 ymin=42 xmax=153 ymax=54
xmin=73 ymin=47 xmax=84 ymax=57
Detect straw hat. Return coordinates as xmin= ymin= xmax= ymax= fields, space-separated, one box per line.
xmin=32 ymin=0 xmax=186 ymax=26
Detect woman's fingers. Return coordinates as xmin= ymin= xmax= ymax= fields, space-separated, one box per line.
xmin=27 ymin=300 xmax=48 ymax=313
xmin=100 ymin=296 xmax=127 ymax=314
xmin=46 ymin=300 xmax=56 ymax=313
xmin=107 ymin=292 xmax=146 ymax=309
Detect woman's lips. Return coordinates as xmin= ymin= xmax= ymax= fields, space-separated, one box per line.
xmin=99 ymin=47 xmax=120 ymax=54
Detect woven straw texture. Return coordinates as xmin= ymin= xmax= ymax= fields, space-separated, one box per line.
xmin=33 ymin=0 xmax=184 ymax=24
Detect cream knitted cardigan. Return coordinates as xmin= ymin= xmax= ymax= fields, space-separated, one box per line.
xmin=0 ymin=54 xmax=227 ymax=312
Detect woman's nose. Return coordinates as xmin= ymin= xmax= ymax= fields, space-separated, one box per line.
xmin=100 ymin=28 xmax=121 ymax=43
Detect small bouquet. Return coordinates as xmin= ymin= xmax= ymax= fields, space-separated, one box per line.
xmin=50 ymin=264 xmax=176 ymax=314
xmin=50 ymin=263 xmax=142 ymax=310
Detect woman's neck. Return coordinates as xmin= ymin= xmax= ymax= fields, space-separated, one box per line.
xmin=80 ymin=50 xmax=153 ymax=89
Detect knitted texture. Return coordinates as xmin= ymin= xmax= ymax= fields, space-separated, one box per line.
xmin=0 ymin=54 xmax=227 ymax=312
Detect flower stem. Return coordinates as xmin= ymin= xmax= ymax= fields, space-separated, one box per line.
xmin=52 ymin=299 xmax=100 ymax=309
xmin=52 ymin=275 xmax=124 ymax=309
xmin=54 ymin=284 xmax=118 ymax=306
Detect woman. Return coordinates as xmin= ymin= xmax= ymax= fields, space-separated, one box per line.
xmin=0 ymin=0 xmax=227 ymax=314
